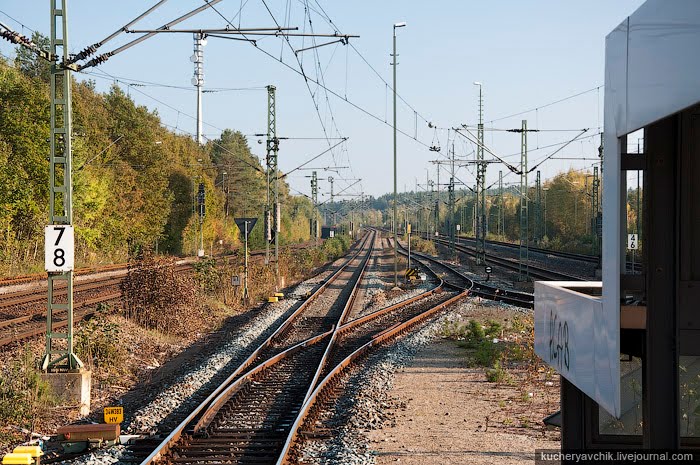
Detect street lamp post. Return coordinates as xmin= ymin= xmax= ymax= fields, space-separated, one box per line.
xmin=392 ymin=21 xmax=406 ymax=289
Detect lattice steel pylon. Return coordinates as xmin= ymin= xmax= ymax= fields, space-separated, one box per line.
xmin=192 ymin=33 xmax=205 ymax=144
xmin=498 ymin=170 xmax=504 ymax=240
xmin=42 ymin=0 xmax=83 ymax=372
xmin=328 ymin=176 xmax=335 ymax=224
xmin=518 ymin=120 xmax=529 ymax=281
xmin=311 ymin=171 xmax=319 ymax=242
xmin=475 ymin=87 xmax=486 ymax=265
xmin=535 ymin=170 xmax=543 ymax=246
xmin=265 ymin=85 xmax=279 ymax=279
xmin=592 ymin=165 xmax=600 ymax=254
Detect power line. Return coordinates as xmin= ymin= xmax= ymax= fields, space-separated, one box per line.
xmin=0 ymin=9 xmax=38 ymax=35
xmin=489 ymin=85 xmax=603 ymax=123
xmin=81 ymin=69 xmax=266 ymax=92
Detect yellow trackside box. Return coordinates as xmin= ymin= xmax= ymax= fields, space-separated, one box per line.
xmin=2 ymin=454 xmax=32 ymax=465
xmin=11 ymin=448 xmax=41 ymax=459
xmin=274 ymin=292 xmax=284 ymax=298
xmin=268 ymin=296 xmax=278 ymax=303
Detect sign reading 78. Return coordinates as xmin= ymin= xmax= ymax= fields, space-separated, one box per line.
xmin=45 ymin=225 xmax=75 ymax=272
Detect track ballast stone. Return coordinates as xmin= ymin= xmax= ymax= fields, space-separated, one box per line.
xmin=300 ymin=304 xmax=476 ymax=465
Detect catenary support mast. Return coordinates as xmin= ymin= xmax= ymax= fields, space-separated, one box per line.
xmin=42 ymin=0 xmax=83 ymax=371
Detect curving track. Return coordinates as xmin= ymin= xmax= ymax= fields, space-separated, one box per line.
xmin=41 ymin=228 xmax=532 ymax=465
xmin=138 ymin=228 xmax=480 ymax=465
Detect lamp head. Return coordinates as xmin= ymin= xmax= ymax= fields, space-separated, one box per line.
xmin=394 ymin=22 xmax=407 ymax=28
xmin=473 ymin=81 xmax=482 ymax=86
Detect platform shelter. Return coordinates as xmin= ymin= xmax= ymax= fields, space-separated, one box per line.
xmin=535 ymin=0 xmax=700 ymax=451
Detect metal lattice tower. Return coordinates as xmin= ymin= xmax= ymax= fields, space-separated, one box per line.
xmin=518 ymin=120 xmax=529 ymax=281
xmin=197 ymin=182 xmax=205 ymax=256
xmin=448 ymin=176 xmax=455 ymax=258
xmin=448 ymin=141 xmax=456 ymax=259
xmin=592 ymin=165 xmax=600 ymax=253
xmin=192 ymin=33 xmax=204 ymax=144
xmin=311 ymin=171 xmax=319 ymax=240
xmin=435 ymin=164 xmax=440 ymax=236
xmin=535 ymin=170 xmax=543 ymax=245
xmin=427 ymin=179 xmax=434 ymax=239
xmin=498 ymin=170 xmax=504 ymax=240
xmin=42 ymin=0 xmax=83 ymax=372
xmin=328 ymin=176 xmax=335 ymax=224
xmin=264 ymin=85 xmax=278 ymax=272
xmin=475 ymin=87 xmax=486 ymax=265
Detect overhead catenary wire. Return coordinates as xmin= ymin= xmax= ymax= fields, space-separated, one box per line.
xmin=81 ymin=68 xmax=268 ymax=175
xmin=0 ymin=9 xmax=38 ymax=35
xmin=488 ymin=85 xmax=603 ymax=123
xmin=82 ymin=68 xmax=266 ymax=92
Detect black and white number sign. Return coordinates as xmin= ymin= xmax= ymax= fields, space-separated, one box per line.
xmin=45 ymin=225 xmax=75 ymax=272
xmin=627 ymin=233 xmax=639 ymax=250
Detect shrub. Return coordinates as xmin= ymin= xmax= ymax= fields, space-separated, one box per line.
xmin=0 ymin=349 xmax=56 ymax=440
xmin=121 ymin=252 xmax=203 ymax=336
xmin=74 ymin=316 xmax=126 ymax=374
xmin=411 ymin=237 xmax=437 ymax=255
xmin=193 ymin=258 xmax=221 ymax=293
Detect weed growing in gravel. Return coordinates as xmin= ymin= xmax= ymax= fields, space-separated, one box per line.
xmin=75 ymin=316 xmax=127 ymax=377
xmin=0 ymin=349 xmax=56 ymax=447
xmin=409 ymin=237 xmax=437 ymax=255
xmin=486 ymin=360 xmax=509 ymax=383
xmin=441 ymin=319 xmax=510 ymax=382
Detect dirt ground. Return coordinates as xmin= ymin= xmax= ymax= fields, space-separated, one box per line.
xmin=368 ymin=333 xmax=560 ymax=464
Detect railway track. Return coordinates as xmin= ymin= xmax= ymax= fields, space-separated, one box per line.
xmin=41 ymin=229 xmax=532 ymax=464
xmin=431 ymin=236 xmax=584 ymax=281
xmin=129 ymin=229 xmax=475 ymax=465
xmin=0 ymin=242 xmax=315 ymax=291
xmin=0 ymin=242 xmax=318 ymax=348
xmin=0 ymin=264 xmax=190 ymax=348
xmin=92 ymin=232 xmax=377 ymax=464
xmin=456 ymin=235 xmax=600 ymax=264
xmin=394 ymin=239 xmax=534 ymax=308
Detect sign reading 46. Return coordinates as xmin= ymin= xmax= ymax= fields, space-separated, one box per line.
xmin=45 ymin=225 xmax=75 ymax=272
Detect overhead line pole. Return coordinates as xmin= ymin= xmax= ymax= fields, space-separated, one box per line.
xmin=535 ymin=170 xmax=542 ymax=244
xmin=474 ymin=82 xmax=486 ymax=265
xmin=264 ymin=85 xmax=279 ymax=284
xmin=193 ymin=33 xmax=205 ymax=144
xmin=498 ymin=170 xmax=504 ymax=240
xmin=311 ymin=171 xmax=319 ymax=243
xmin=449 ymin=141 xmax=456 ymax=260
xmin=392 ymin=22 xmax=406 ymax=289
xmin=519 ymin=120 xmax=529 ymax=281
xmin=42 ymin=0 xmax=82 ymax=372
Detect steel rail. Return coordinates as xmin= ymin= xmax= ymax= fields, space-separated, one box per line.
xmin=276 ymin=289 xmax=468 ymax=464
xmin=164 ymin=231 xmax=461 ymax=464
xmin=385 ymin=231 xmax=533 ymax=308
xmin=137 ymin=232 xmax=374 ymax=465
xmin=190 ymin=232 xmax=376 ymax=433
xmin=301 ymin=234 xmax=375 ymax=405
xmin=430 ymin=235 xmax=583 ymax=281
xmin=0 ymin=293 xmax=120 ymax=346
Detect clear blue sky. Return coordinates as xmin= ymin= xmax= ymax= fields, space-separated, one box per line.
xmin=0 ymin=1 xmax=645 ymax=199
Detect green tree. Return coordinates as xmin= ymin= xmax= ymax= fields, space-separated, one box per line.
xmin=14 ymin=32 xmax=50 ymax=82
